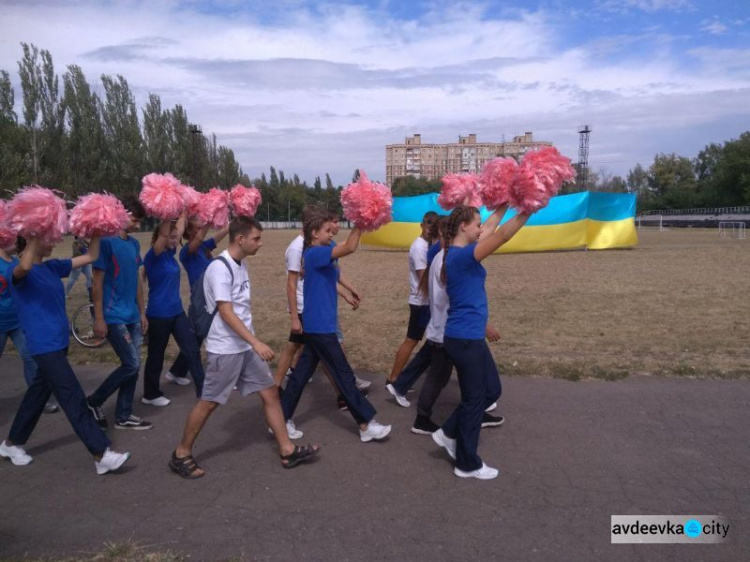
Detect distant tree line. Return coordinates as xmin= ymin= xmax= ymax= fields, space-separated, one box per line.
xmin=0 ymin=43 xmax=347 ymax=221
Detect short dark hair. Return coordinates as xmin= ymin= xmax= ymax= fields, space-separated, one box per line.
xmin=229 ymin=216 xmax=263 ymax=242
xmin=302 ymin=205 xmax=325 ymax=222
xmin=121 ymin=195 xmax=145 ymax=220
xmin=422 ymin=211 xmax=438 ymax=225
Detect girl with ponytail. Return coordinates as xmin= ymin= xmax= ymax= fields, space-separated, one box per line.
xmin=432 ymin=203 xmax=532 ymax=480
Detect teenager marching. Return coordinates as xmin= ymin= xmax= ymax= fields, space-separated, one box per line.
xmin=432 ymin=204 xmax=530 ymax=480
xmin=281 ymin=213 xmax=391 ymax=442
xmin=170 ymin=217 xmax=318 ymax=478
xmin=0 ymin=236 xmax=130 ymax=474
xmin=141 ymin=212 xmax=204 ymax=405
xmin=164 ymin=219 xmax=228 ymax=385
xmin=87 ymin=195 xmax=153 ymax=431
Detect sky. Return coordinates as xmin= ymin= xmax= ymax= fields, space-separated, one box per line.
xmin=1 ymin=0 xmax=749 ymax=186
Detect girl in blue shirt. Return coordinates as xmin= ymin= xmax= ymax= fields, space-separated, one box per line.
xmin=142 ymin=213 xmax=204 ymax=405
xmin=0 ymin=235 xmax=130 ymax=474
xmin=281 ymin=213 xmax=391 ymax=443
xmin=432 ymin=204 xmax=531 ymax=480
xmin=165 ymin=220 xmax=228 ymax=385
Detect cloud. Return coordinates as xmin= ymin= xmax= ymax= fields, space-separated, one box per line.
xmin=700 ymin=19 xmax=728 ymax=35
xmin=597 ymin=0 xmax=693 ymax=13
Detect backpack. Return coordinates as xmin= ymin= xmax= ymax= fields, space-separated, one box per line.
xmin=188 ymin=256 xmax=233 ymax=340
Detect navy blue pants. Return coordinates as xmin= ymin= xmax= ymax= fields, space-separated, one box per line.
xmin=143 ymin=312 xmax=204 ymax=400
xmin=415 ymin=341 xmax=454 ymax=419
xmin=392 ymin=340 xmax=432 ymax=396
xmin=8 ymin=348 xmax=111 ymax=455
xmin=282 ymin=333 xmax=376 ymax=425
xmin=88 ymin=322 xmax=142 ymax=423
xmin=442 ymin=337 xmax=502 ymax=472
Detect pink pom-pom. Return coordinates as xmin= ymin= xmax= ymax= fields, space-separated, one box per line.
xmin=7 ymin=186 xmax=68 ymax=244
xmin=140 ymin=173 xmax=185 ymax=220
xmin=340 ymin=170 xmax=393 ymax=232
xmin=438 ymin=173 xmax=482 ymax=210
xmin=229 ymin=184 xmax=262 ymax=218
xmin=519 ymin=147 xmax=576 ymax=197
xmin=69 ymin=193 xmax=131 ymax=238
xmin=179 ymin=184 xmax=202 ymax=213
xmin=0 ymin=200 xmax=16 ymax=248
xmin=479 ymin=158 xmax=518 ymax=210
xmin=509 ymin=167 xmax=550 ymax=213
xmin=196 ymin=188 xmax=230 ymax=228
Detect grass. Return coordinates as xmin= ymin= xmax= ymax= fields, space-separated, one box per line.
xmin=7 ymin=226 xmax=749 ymax=381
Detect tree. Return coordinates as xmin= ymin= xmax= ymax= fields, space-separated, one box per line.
xmin=351 ymin=168 xmax=360 ymax=182
xmin=0 ymin=70 xmax=17 ymax=122
xmin=325 ymin=173 xmax=334 ymax=190
xmin=647 ymin=153 xmax=698 ymax=209
xmin=391 ymin=175 xmax=442 ymax=196
xmin=708 ymin=132 xmax=750 ymax=206
xmin=18 ymin=43 xmax=41 ymax=181
xmin=142 ymin=93 xmax=170 ymax=173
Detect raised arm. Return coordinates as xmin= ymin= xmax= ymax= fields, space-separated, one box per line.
xmin=13 ymin=238 xmax=39 ymax=281
xmin=479 ymin=205 xmax=509 ymax=241
xmin=331 ymin=227 xmax=362 ymax=260
xmin=474 ymin=212 xmax=531 ymax=262
xmin=187 ymin=224 xmax=211 ymax=254
xmin=71 ymin=236 xmax=100 ymax=269
xmin=212 ymin=224 xmax=229 ymax=246
xmin=153 ymin=211 xmax=187 ymax=256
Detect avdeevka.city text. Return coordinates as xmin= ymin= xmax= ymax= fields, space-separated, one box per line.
xmin=611 ymin=520 xmax=730 ymax=538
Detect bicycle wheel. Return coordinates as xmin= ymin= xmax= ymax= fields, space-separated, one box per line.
xmin=71 ymin=303 xmax=106 ymax=348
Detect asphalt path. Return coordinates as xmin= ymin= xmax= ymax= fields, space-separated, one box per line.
xmin=0 ymin=356 xmax=748 ymax=561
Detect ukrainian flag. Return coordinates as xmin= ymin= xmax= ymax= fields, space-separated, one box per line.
xmin=361 ymin=191 xmax=638 ymax=253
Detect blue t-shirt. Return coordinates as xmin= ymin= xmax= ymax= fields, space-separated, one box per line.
xmin=93 ymin=236 xmax=142 ymax=325
xmin=180 ymin=238 xmax=217 ymax=291
xmin=0 ymin=256 xmax=21 ymax=332
xmin=12 ymin=259 xmax=72 ymax=355
xmin=301 ymin=245 xmax=338 ymax=334
xmin=427 ymin=241 xmax=441 ymax=267
xmin=144 ymin=247 xmax=184 ymax=318
xmin=444 ymin=244 xmax=488 ymax=340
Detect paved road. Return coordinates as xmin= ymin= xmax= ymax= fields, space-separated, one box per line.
xmin=1 ymin=356 xmax=748 ymax=561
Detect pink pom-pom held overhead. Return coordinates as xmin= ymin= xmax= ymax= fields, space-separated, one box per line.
xmin=438 ymin=173 xmax=482 ymax=210
xmin=140 ymin=173 xmax=185 ymax=220
xmin=7 ymin=186 xmax=69 ymax=245
xmin=229 ymin=184 xmax=262 ymax=218
xmin=509 ymin=147 xmax=577 ymax=213
xmin=0 ymin=200 xmax=16 ymax=249
xmin=69 ymin=193 xmax=131 ymax=239
xmin=340 ymin=170 xmax=393 ymax=232
xmin=479 ymin=158 xmax=518 ymax=210
xmin=179 ymin=184 xmax=202 ymax=212
xmin=196 ymin=188 xmax=230 ymax=228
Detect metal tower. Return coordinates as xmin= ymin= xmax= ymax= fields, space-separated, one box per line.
xmin=577 ymin=125 xmax=591 ymax=190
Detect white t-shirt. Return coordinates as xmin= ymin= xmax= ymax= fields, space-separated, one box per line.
xmin=203 ymin=250 xmax=254 ymax=354
xmin=284 ymin=234 xmax=305 ymax=314
xmin=408 ymin=236 xmax=429 ymax=306
xmin=425 ymin=248 xmax=448 ymax=344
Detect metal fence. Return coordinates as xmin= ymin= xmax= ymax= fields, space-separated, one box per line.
xmin=640 ymin=206 xmax=750 ymax=216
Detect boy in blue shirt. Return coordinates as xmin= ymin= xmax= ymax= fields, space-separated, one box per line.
xmin=87 ymin=196 xmax=153 ymax=431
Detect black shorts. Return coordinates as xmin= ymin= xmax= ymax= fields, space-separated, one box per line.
xmin=406 ymin=304 xmax=431 ymax=341
xmin=288 ymin=316 xmax=305 ymax=344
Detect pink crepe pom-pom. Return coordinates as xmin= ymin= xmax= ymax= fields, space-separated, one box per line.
xmin=341 ymin=170 xmax=393 ymax=232
xmin=519 ymin=147 xmax=576 ymax=197
xmin=179 ymin=184 xmax=201 ymax=212
xmin=69 ymin=193 xmax=131 ymax=238
xmin=7 ymin=186 xmax=69 ymax=244
xmin=196 ymin=188 xmax=230 ymax=228
xmin=509 ymin=167 xmax=550 ymax=213
xmin=140 ymin=173 xmax=185 ymax=220
xmin=479 ymin=158 xmax=518 ymax=210
xmin=229 ymin=184 xmax=262 ymax=218
xmin=0 ymin=200 xmax=16 ymax=248
xmin=438 ymin=173 xmax=482 ymax=210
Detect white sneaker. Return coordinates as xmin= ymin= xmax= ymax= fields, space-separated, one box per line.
xmin=360 ymin=420 xmax=392 ymax=442
xmin=165 ymin=372 xmax=191 ymax=386
xmin=354 ymin=375 xmax=372 ymax=391
xmin=385 ymin=383 xmax=410 ymax=408
xmin=432 ymin=429 xmax=456 ymax=460
xmin=269 ymin=419 xmax=304 ymax=440
xmin=0 ymin=440 xmax=33 ymax=466
xmin=454 ymin=462 xmax=499 ymax=480
xmin=141 ymin=396 xmax=171 ymax=406
xmin=485 ymin=402 xmax=497 ymax=413
xmin=95 ymin=448 xmax=131 ymax=475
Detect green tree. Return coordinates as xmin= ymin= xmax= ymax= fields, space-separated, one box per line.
xmin=18 ymin=42 xmax=42 ymax=181
xmin=647 ymin=153 xmax=698 ymax=209
xmin=708 ymin=132 xmax=750 ymax=206
xmin=391 ymin=175 xmax=442 ymax=196
xmin=142 ymin=93 xmax=170 ymax=173
xmin=0 ymin=70 xmax=17 ymax=122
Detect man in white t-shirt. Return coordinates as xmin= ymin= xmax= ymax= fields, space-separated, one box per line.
xmin=386 ymin=212 xmax=437 ymax=383
xmin=169 ymin=217 xmax=318 ymax=479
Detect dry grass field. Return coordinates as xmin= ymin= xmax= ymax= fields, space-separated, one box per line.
xmin=53 ymin=226 xmax=750 ymax=381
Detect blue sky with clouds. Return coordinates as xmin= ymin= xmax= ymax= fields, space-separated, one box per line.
xmin=1 ymin=0 xmax=748 ymax=185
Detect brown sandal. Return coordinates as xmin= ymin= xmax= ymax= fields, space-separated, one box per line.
xmin=169 ymin=451 xmax=205 ymax=479
xmin=280 ymin=444 xmax=319 ymax=469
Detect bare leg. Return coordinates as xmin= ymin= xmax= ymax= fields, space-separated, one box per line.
xmin=259 ymin=386 xmax=295 ymax=457
xmin=175 ymin=399 xmax=219 ymax=475
xmin=388 ymin=338 xmax=419 ymax=381
xmin=273 ymin=341 xmax=303 ymax=387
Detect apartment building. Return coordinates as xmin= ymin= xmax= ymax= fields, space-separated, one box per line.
xmin=385 ymin=132 xmax=552 ymax=186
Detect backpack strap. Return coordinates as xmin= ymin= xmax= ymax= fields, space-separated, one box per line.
xmin=210 ymin=255 xmax=234 ymax=315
